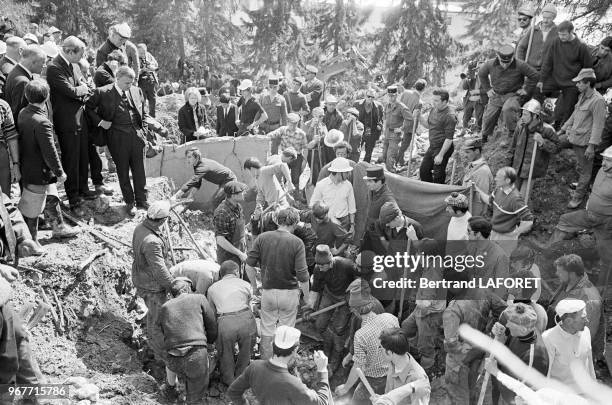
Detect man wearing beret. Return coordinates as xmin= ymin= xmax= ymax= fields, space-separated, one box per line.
xmin=305 ymin=245 xmax=356 ymax=375
xmin=339 ymin=107 xmax=364 ymax=162
xmin=478 ymin=44 xmax=539 ymax=143
xmin=213 ymin=181 xmax=248 ymax=265
xmin=489 ymin=303 xmax=549 ymax=405
xmin=381 ymin=85 xmax=411 ymax=172
xmin=260 ymin=77 xmax=288 ymax=154
xmin=301 ymin=65 xmax=324 ymax=112
xmin=132 ymin=201 xmax=175 ymax=369
xmin=543 ymin=298 xmax=595 ymax=396
xmin=461 ymin=138 xmax=493 ymax=217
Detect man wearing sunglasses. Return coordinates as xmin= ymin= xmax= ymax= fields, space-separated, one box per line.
xmin=478 ymin=44 xmax=539 ymax=143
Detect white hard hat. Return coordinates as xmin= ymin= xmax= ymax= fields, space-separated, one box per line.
xmin=601 ymin=145 xmax=612 ymax=159
xmin=521 ymin=99 xmax=541 ymax=115
xmin=328 ymin=157 xmax=353 ymax=173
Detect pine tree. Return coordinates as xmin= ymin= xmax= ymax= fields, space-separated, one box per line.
xmin=461 ymin=0 xmax=524 ymax=50
xmin=558 ymin=0 xmax=612 ymax=36
xmin=373 ymin=0 xmax=453 ymax=86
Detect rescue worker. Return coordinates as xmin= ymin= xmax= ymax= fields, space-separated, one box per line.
xmin=397 ymin=79 xmax=426 ymax=166
xmin=304 ymin=245 xmax=356 ymax=376
xmin=460 ymin=61 xmax=485 ymax=134
xmin=478 ymin=44 xmax=539 ymax=143
xmin=322 ymin=95 xmax=343 ymax=131
xmin=511 ymin=99 xmax=559 ymax=196
xmin=355 ymin=87 xmax=384 ymax=163
xmin=363 ymin=167 xmax=396 ymax=231
xmin=158 ymin=277 xmax=217 ymax=404
xmin=213 ymin=181 xmax=248 ymax=265
xmin=207 ymin=260 xmax=256 ymax=387
xmin=171 ymin=259 xmax=219 ymax=295
xmin=302 ymin=65 xmax=324 ymax=112
xmin=260 ymin=76 xmax=288 ymax=154
xmin=442 ymin=269 xmax=506 ymax=405
xmin=284 ymin=76 xmax=310 ymax=118
xmin=339 ymin=107 xmax=364 ymax=162
xmin=381 ymin=85 xmax=411 ymax=172
xmin=461 ymin=138 xmax=493 ymax=217
xmin=131 ymin=201 xmax=174 ymax=367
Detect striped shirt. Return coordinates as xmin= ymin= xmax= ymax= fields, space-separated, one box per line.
xmin=0 ymin=99 xmax=18 ymax=144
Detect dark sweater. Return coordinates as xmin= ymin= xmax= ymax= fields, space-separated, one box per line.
xmin=312 ymin=257 xmax=356 ymax=297
xmin=157 ymin=293 xmax=218 ymax=350
xmin=181 ymin=158 xmax=237 ymax=192
xmin=498 ymin=331 xmax=549 ymax=403
xmin=227 ymin=359 xmax=331 ymax=405
xmin=541 ymin=36 xmax=593 ymax=89
xmin=247 ymin=230 xmax=309 ymax=290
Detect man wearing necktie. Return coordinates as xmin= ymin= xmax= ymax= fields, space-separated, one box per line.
xmin=46 ymin=36 xmax=94 ymax=214
xmin=86 ymin=66 xmax=150 ymax=216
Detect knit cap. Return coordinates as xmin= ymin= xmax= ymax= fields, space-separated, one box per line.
xmin=504 ymin=303 xmax=537 ymax=331
xmin=347 ymin=278 xmax=373 ymax=308
xmin=379 ymin=201 xmax=402 ymax=225
xmin=314 ymin=244 xmax=333 ymax=265
xmin=445 ymin=192 xmax=468 ymax=209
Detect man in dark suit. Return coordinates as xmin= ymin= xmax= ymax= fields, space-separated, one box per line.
xmin=0 ymin=36 xmax=25 ymax=99
xmin=3 ymin=45 xmax=46 ymax=124
xmin=93 ymin=49 xmax=125 ymax=88
xmin=45 ymin=36 xmax=96 ymax=214
xmin=216 ymin=93 xmax=238 ymax=137
xmin=18 ymin=79 xmax=79 ymax=243
xmin=95 ymin=23 xmax=139 ymax=76
xmin=86 ymin=66 xmax=149 ymax=216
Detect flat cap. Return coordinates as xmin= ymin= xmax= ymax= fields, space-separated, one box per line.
xmin=305 ymin=65 xmax=318 ymax=74
xmin=224 ymin=181 xmax=247 ymax=195
xmin=147 ymin=200 xmax=171 ymax=219
xmin=555 ymin=298 xmax=586 ymax=317
xmin=387 ymin=85 xmax=398 ymax=94
xmin=274 ymin=325 xmax=301 ymax=349
xmin=114 ymin=23 xmax=132 ymax=38
xmin=572 ymin=68 xmax=596 ymax=82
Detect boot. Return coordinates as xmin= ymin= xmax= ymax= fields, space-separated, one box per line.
xmin=45 ymin=197 xmax=80 ymax=239
xmin=23 ymin=217 xmax=44 ymax=255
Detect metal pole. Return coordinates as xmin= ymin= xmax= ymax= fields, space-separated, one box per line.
xmin=525 ymin=142 xmax=538 ymax=204
xmin=406 ymin=109 xmax=420 ymax=176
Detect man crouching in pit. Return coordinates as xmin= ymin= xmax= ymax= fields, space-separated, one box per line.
xmin=303 ymin=245 xmax=356 ymax=376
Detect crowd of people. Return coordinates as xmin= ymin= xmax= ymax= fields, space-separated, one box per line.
xmin=1 ymin=4 xmax=612 ymax=405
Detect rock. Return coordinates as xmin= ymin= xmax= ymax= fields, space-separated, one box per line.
xmin=64 ymin=376 xmax=89 ymax=389
xmin=74 ymin=383 xmax=100 ymax=402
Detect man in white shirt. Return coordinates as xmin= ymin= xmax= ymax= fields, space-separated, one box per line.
xmin=310 ymin=157 xmax=356 ymax=233
xmin=542 ymin=298 xmax=595 ymax=397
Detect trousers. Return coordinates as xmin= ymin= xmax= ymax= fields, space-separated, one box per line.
xmin=401 ymin=309 xmax=444 ymax=369
xmin=140 ymin=291 xmax=168 ymax=362
xmin=260 ymin=289 xmax=300 ymax=359
xmin=360 ymin=129 xmax=379 ymax=163
xmin=382 ymin=129 xmax=402 ymax=171
xmin=397 ymin=128 xmax=414 ymax=166
xmin=419 ymin=145 xmax=454 ymax=184
xmin=481 ymin=93 xmax=521 ymax=142
xmin=88 ymin=138 xmax=104 ymax=187
xmin=139 ymin=80 xmax=157 ymax=117
xmin=107 ymin=129 xmax=147 ymax=204
xmin=217 ymin=310 xmax=257 ymax=386
xmin=463 ymin=100 xmax=485 ymax=130
xmin=166 ymin=346 xmax=209 ymax=404
xmin=57 ymin=129 xmax=89 ymax=206
xmin=0 ymin=144 xmax=11 ymax=198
